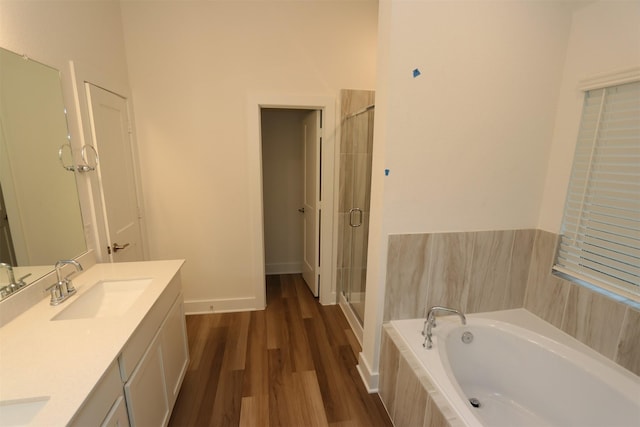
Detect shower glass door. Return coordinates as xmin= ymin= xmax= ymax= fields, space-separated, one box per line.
xmin=338 ymin=90 xmax=374 ymax=325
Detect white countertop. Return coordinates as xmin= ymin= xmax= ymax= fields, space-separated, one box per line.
xmin=0 ymin=259 xmax=185 ymax=426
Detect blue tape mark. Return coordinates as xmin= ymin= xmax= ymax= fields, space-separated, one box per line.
xmin=412 ymin=68 xmax=421 ymax=78
xmin=384 ymin=169 xmax=390 ymax=176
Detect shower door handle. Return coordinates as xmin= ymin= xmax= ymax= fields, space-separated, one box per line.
xmin=349 ymin=208 xmax=363 ymax=227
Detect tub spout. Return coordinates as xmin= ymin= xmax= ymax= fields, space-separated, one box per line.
xmin=423 ymin=306 xmax=466 ymax=349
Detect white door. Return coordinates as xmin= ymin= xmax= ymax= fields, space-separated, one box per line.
xmin=301 ymin=110 xmax=321 ymax=296
xmin=86 ymin=84 xmax=144 ymax=262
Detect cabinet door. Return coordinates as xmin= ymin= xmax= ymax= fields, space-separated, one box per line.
xmin=161 ymin=298 xmax=189 ymax=406
xmin=124 ymin=335 xmax=169 ymax=427
xmin=100 ymin=395 xmax=130 ymax=427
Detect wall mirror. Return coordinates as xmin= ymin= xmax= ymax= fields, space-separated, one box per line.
xmin=0 ymin=46 xmax=87 ymax=300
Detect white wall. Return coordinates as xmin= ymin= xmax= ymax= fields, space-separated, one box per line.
xmin=119 ymin=1 xmax=378 ymax=310
xmin=538 ymin=0 xmax=640 ymax=233
xmin=361 ymin=0 xmax=579 ymax=389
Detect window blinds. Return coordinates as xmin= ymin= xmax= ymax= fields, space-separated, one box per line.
xmin=554 ymin=80 xmax=640 ymax=297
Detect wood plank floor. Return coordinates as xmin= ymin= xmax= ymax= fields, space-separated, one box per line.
xmin=168 ymin=274 xmax=393 ymax=427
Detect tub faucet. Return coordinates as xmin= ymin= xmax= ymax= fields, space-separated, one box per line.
xmin=422 ymin=306 xmax=466 ymax=349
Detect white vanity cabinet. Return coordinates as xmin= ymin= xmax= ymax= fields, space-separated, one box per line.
xmin=125 ymin=333 xmax=170 ymax=426
xmin=119 ymin=284 xmax=189 ymax=427
xmin=0 ymin=260 xmax=189 ymax=427
xmin=160 ymin=295 xmax=189 ymax=407
xmin=69 ymin=361 xmax=129 ymax=427
xmin=101 ymin=395 xmax=129 ymax=427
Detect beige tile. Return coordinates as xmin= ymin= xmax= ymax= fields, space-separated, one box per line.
xmin=423 ymin=395 xmax=450 ymax=427
xmin=504 ymin=229 xmax=535 ymax=308
xmin=524 ymin=230 xmax=569 ymax=327
xmin=525 ymin=230 xmax=558 ymax=289
xmin=425 ymin=232 xmax=474 ymax=312
xmin=561 ymin=285 xmax=627 ymax=359
xmin=336 ymin=214 xmax=344 ymax=268
xmin=340 ymin=89 xmax=375 ymax=118
xmin=524 ymin=274 xmax=570 ymax=328
xmin=384 ymin=233 xmax=431 ymax=320
xmin=352 ymin=153 xmax=371 ymax=209
xmin=351 ymin=111 xmax=371 ymax=154
xmin=367 ymin=110 xmax=375 ymax=153
xmin=339 ymin=153 xmax=354 ymax=212
xmin=466 ymin=230 xmax=514 ymax=313
xmin=379 ymin=328 xmax=400 ymax=420
xmin=394 ymin=357 xmax=427 ymax=427
xmin=340 ymin=116 xmax=353 ymax=154
xmin=616 ymin=307 xmax=640 ymax=376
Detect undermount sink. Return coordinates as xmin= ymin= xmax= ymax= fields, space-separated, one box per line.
xmin=0 ymin=397 xmax=49 ymax=427
xmin=51 ymin=279 xmax=152 ymax=321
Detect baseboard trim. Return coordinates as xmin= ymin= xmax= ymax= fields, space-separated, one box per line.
xmin=265 ymin=262 xmax=302 ymax=275
xmin=185 ymin=297 xmax=260 ymax=314
xmin=357 ymin=352 xmax=379 ymax=393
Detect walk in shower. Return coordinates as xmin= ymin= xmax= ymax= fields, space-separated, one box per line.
xmin=337 ymin=89 xmax=374 ymax=330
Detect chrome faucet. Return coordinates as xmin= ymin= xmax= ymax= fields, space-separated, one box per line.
xmin=422 ymin=306 xmax=466 ymax=349
xmin=47 ymin=260 xmax=83 ymax=305
xmin=0 ymin=262 xmax=16 ymax=285
xmin=0 ymin=263 xmax=32 ymax=298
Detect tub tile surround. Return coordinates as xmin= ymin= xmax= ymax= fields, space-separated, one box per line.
xmin=525 ymin=230 xmax=640 ymax=375
xmin=383 ymin=229 xmax=534 ymax=322
xmin=383 ymin=229 xmax=640 ymax=383
xmin=379 ymin=324 xmax=461 ymax=427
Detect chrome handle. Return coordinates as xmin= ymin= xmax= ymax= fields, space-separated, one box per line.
xmin=58 ymin=143 xmax=76 ymax=172
xmin=349 ymin=208 xmax=363 ymax=227
xmin=77 ymin=144 xmax=99 ymax=172
xmin=110 ymin=243 xmax=130 ymax=254
xmin=16 ymin=273 xmax=31 ymax=287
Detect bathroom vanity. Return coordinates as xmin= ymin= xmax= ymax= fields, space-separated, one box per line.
xmin=0 ymin=260 xmax=188 ymax=426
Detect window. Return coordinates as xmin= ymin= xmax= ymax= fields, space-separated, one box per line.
xmin=554 ymin=80 xmax=640 ymax=301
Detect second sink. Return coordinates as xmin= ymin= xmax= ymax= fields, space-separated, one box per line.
xmin=51 ymin=278 xmax=152 ymax=321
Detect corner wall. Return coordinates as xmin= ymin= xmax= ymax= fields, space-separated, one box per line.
xmin=361 ymin=0 xmax=575 ymax=389
xmin=119 ymin=1 xmax=378 ymax=310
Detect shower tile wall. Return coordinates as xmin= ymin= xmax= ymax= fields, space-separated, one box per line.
xmin=383 ymin=229 xmax=640 ymax=375
xmin=337 ymin=89 xmax=375 ymax=322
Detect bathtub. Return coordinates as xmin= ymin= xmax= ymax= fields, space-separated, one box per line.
xmin=390 ymin=309 xmax=640 ymax=427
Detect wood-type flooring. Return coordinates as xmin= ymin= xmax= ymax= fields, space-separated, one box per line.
xmin=168 ymin=274 xmax=393 ymax=427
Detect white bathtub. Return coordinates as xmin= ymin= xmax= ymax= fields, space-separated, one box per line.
xmin=390 ymin=309 xmax=640 ymax=427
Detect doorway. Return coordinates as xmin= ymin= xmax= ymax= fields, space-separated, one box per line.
xmin=248 ymin=95 xmax=337 ymax=308
xmin=261 ymin=108 xmax=321 ymax=297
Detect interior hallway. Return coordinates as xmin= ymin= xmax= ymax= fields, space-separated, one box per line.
xmin=168 ymin=274 xmax=392 ymax=426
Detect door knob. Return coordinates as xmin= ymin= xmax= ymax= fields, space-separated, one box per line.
xmin=298 ymin=207 xmax=305 ymax=213
xmin=109 ymin=242 xmax=130 ymax=254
